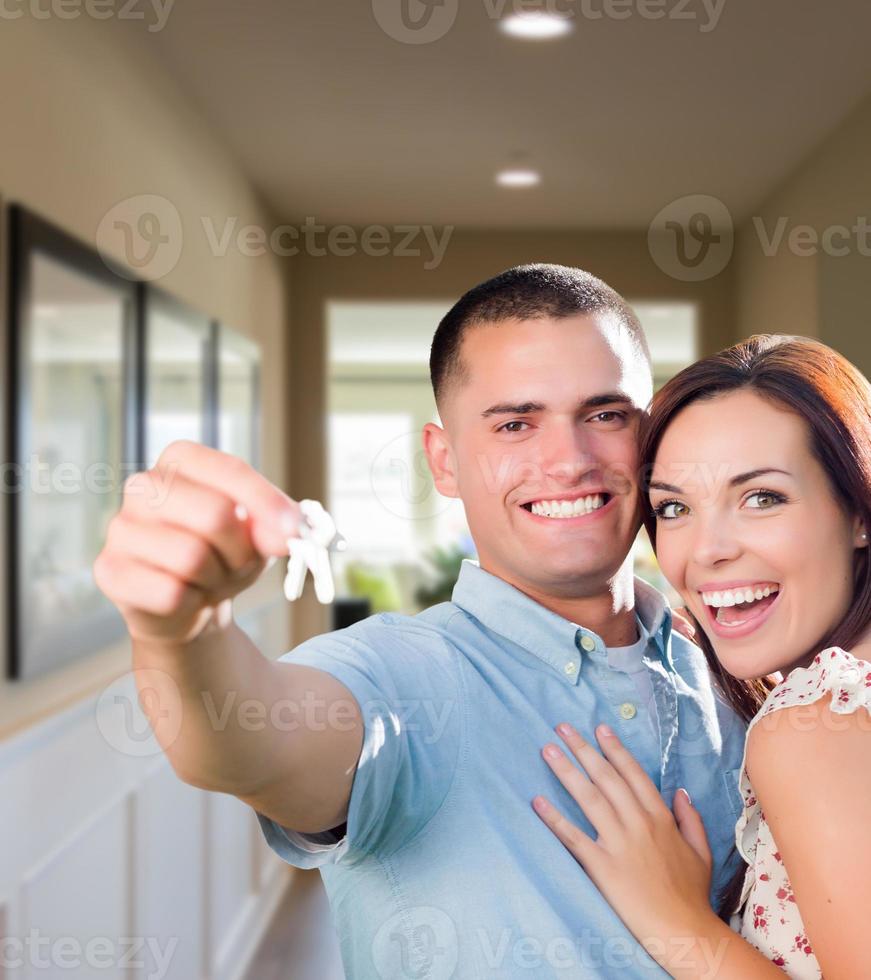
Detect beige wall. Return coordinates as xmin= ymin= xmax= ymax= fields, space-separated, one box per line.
xmin=0 ymin=14 xmax=291 ymax=736
xmin=736 ymin=91 xmax=871 ymax=373
xmin=287 ymin=230 xmax=736 ymax=640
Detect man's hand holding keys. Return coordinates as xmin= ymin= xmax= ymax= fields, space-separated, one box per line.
xmin=92 ymin=440 xmax=362 ymax=833
xmin=94 ymin=440 xmax=302 ymax=646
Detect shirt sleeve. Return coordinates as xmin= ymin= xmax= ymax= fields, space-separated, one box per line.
xmin=252 ymin=613 xmax=463 ymax=868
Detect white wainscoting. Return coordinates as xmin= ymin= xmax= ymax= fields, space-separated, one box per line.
xmin=0 ymin=600 xmax=292 ymax=980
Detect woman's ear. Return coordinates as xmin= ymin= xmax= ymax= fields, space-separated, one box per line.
xmin=422 ymin=422 xmax=459 ymax=498
xmin=853 ymin=516 xmax=869 ymax=548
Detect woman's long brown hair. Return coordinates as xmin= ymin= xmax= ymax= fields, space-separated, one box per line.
xmin=638 ymin=334 xmax=871 ymax=919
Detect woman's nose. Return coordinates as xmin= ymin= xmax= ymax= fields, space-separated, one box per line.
xmin=690 ymin=516 xmax=743 ymax=566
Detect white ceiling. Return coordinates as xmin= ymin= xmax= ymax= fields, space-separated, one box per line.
xmin=144 ymin=1 xmax=871 ymax=228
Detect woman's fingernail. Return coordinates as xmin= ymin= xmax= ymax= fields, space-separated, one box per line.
xmin=556 ymin=722 xmax=573 ymax=738
xmin=543 ymin=744 xmax=560 ymax=760
xmin=680 ymin=788 xmax=693 ymax=806
xmin=533 ymin=796 xmax=550 ymax=813
xmin=598 ymin=724 xmax=614 ymax=737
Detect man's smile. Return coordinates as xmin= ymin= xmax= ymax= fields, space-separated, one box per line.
xmin=519 ymin=491 xmax=615 ymax=522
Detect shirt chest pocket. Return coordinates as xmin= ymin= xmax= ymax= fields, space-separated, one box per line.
xmin=721 ymin=767 xmax=744 ymax=819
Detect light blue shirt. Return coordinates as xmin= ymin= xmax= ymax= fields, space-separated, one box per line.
xmin=254 ymin=559 xmax=748 ymax=978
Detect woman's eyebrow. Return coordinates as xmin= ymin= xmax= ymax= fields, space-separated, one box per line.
xmin=648 ymin=467 xmax=792 ymax=494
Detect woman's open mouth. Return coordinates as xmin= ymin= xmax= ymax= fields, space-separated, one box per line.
xmin=699 ymin=582 xmax=782 ymax=638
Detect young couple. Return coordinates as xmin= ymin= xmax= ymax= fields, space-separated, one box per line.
xmin=96 ymin=264 xmax=870 ymax=979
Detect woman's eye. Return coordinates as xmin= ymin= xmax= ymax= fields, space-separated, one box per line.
xmin=498 ymin=420 xmax=529 ymax=433
xmin=653 ymin=500 xmax=689 ymax=520
xmin=745 ymin=490 xmax=785 ymax=510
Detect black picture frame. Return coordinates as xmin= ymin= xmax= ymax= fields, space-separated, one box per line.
xmin=214 ymin=322 xmax=262 ymax=468
xmin=141 ymin=285 xmax=214 ymax=468
xmin=6 ymin=205 xmax=140 ymax=680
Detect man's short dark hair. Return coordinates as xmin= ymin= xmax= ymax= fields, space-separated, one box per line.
xmin=429 ymin=263 xmax=651 ymax=407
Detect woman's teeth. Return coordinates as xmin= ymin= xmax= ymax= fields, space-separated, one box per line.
xmin=702 ymin=585 xmax=778 ymax=607
xmin=701 ymin=584 xmax=780 ymax=627
xmin=529 ymin=494 xmax=606 ymax=518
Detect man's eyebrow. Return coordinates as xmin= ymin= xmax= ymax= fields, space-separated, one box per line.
xmin=648 ymin=468 xmax=793 ymax=494
xmin=480 ymin=393 xmax=633 ymax=419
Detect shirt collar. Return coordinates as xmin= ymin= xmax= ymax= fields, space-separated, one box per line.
xmin=450 ymin=559 xmax=676 ymax=679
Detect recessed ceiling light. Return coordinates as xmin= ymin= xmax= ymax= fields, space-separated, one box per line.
xmin=499 ymin=12 xmax=574 ymax=40
xmin=496 ymin=168 xmax=542 ymax=188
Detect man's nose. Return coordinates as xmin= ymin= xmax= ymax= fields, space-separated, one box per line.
xmin=541 ymin=423 xmax=597 ymax=484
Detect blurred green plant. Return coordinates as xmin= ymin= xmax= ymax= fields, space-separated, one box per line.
xmin=414 ymin=541 xmax=475 ymax=606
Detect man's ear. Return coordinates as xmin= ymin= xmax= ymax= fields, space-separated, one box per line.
xmin=422 ymin=421 xmax=459 ymax=498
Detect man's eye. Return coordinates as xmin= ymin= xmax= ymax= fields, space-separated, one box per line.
xmin=497 ymin=420 xmax=529 ymax=433
xmin=590 ymin=411 xmax=626 ymax=423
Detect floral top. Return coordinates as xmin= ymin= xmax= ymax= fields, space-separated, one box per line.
xmin=729 ymin=647 xmax=871 ymax=978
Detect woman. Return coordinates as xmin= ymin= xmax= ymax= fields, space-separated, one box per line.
xmin=531 ymin=334 xmax=871 ymax=978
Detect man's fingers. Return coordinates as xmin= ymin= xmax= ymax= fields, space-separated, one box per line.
xmin=152 ymin=440 xmax=300 ymax=556
xmin=123 ymin=471 xmax=262 ymax=572
xmin=94 ymin=551 xmax=206 ymax=625
xmin=106 ymin=515 xmax=230 ymax=592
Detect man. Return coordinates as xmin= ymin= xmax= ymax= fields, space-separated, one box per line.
xmin=95 ymin=264 xmax=747 ymax=978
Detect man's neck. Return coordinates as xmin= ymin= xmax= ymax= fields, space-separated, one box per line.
xmin=483 ymin=559 xmax=639 ymax=648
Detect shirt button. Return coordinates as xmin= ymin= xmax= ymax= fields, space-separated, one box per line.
xmin=564 ymin=662 xmax=577 ymax=675
xmin=619 ymin=702 xmax=637 ymax=720
xmin=579 ymin=635 xmax=596 ymax=652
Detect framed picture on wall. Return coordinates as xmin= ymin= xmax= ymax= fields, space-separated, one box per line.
xmin=215 ymin=323 xmax=261 ymax=467
xmin=6 ymin=205 xmax=139 ymax=680
xmin=142 ymin=286 xmax=213 ymax=468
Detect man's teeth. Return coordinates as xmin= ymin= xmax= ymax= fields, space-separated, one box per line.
xmin=701 ymin=585 xmax=779 ymax=608
xmin=529 ymin=494 xmax=606 ymax=518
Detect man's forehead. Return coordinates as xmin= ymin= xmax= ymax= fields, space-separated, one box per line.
xmin=464 ymin=315 xmax=648 ymax=388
